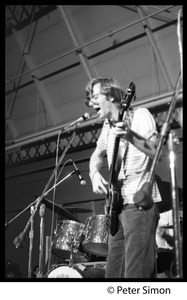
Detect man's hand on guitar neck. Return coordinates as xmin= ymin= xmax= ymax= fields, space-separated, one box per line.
xmin=111 ymin=121 xmax=130 ymax=139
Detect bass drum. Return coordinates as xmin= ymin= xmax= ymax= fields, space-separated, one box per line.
xmin=47 ymin=262 xmax=106 ymax=278
xmin=47 ymin=264 xmax=86 ymax=278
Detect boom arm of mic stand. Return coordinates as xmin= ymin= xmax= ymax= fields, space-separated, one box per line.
xmin=147 ymin=72 xmax=182 ymax=183
xmin=6 ymin=198 xmax=39 ymax=230
xmin=13 ymin=130 xmax=77 ymax=249
xmin=8 ymin=170 xmax=76 ymax=232
xmin=133 ymin=72 xmax=182 ymax=207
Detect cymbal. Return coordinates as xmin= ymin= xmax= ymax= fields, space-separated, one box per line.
xmin=41 ymin=197 xmax=80 ymax=222
xmin=66 ymin=251 xmax=88 ymax=263
xmin=65 ymin=207 xmax=93 ymax=213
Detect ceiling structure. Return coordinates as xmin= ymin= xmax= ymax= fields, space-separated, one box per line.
xmin=5 ymin=5 xmax=183 ymax=168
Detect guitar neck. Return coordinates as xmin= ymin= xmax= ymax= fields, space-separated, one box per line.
xmin=108 ymin=109 xmax=127 ymax=185
xmin=108 ymin=137 xmax=120 ymax=185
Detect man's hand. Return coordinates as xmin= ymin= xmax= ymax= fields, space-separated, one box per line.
xmin=112 ymin=121 xmax=131 ymax=140
xmin=91 ymin=171 xmax=108 ymax=194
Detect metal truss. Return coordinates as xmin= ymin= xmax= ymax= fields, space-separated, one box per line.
xmin=5 ymin=5 xmax=57 ymax=37
xmin=5 ymin=123 xmax=101 ymax=168
xmin=5 ymin=106 xmax=182 ymax=168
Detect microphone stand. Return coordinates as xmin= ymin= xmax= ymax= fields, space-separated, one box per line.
xmin=168 ymin=131 xmax=183 ymax=278
xmin=13 ymin=123 xmax=77 ymax=250
xmin=28 ymin=205 xmax=34 ymax=278
xmin=6 ymin=169 xmax=76 ymax=230
xmin=133 ymin=72 xmax=182 ymax=206
xmin=36 ymin=204 xmax=46 ymax=278
xmin=133 ymin=72 xmax=183 ymax=278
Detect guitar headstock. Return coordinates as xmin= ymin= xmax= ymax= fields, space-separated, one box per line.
xmin=121 ymin=82 xmax=136 ymax=110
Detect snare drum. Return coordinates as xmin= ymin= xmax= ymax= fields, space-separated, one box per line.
xmin=51 ymin=220 xmax=85 ymax=258
xmin=47 ymin=262 xmax=106 ymax=278
xmin=82 ymin=215 xmax=109 ymax=257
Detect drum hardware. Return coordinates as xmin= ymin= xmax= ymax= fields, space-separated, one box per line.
xmin=82 ymin=215 xmax=109 ymax=257
xmin=74 ymin=261 xmax=106 ymax=269
xmin=64 ymin=207 xmax=93 ymax=213
xmin=68 ymin=236 xmax=79 ymax=267
xmin=41 ymin=197 xmax=80 ymax=222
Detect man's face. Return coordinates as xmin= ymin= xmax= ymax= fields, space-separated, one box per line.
xmin=90 ymin=83 xmax=113 ymax=119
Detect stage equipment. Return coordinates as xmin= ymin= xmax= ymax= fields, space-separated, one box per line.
xmin=36 ymin=204 xmax=46 ymax=278
xmin=64 ymin=207 xmax=93 ymax=213
xmin=28 ymin=206 xmax=34 ymax=278
xmin=51 ymin=220 xmax=85 ymax=260
xmin=41 ymin=197 xmax=80 ymax=222
xmin=82 ymin=215 xmax=109 ymax=257
xmin=46 ymin=261 xmax=106 ymax=278
xmin=10 ymin=113 xmax=90 ymax=277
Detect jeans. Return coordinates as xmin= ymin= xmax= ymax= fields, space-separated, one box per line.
xmin=105 ymin=203 xmax=159 ymax=278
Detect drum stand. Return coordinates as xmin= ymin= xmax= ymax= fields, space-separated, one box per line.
xmin=69 ymin=239 xmax=75 ymax=268
xmin=68 ymin=234 xmax=81 ymax=268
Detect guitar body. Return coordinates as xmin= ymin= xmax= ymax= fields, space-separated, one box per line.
xmin=106 ymin=182 xmax=123 ymax=236
xmin=106 ymin=82 xmax=136 ymax=236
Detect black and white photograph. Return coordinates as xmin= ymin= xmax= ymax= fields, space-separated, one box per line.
xmin=5 ymin=4 xmax=183 ymax=297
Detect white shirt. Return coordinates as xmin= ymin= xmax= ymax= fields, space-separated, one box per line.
xmin=97 ymin=107 xmax=162 ymax=204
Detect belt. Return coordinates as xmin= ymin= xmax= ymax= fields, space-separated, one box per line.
xmin=122 ymin=203 xmax=136 ymax=210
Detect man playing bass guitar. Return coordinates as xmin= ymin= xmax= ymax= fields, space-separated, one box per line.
xmin=85 ymin=77 xmax=162 ymax=278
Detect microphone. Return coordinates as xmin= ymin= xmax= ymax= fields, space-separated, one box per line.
xmin=13 ymin=231 xmax=25 ymax=249
xmin=67 ymin=112 xmax=90 ymax=128
xmin=72 ymin=161 xmax=86 ymax=185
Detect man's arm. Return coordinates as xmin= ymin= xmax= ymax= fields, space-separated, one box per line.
xmin=89 ymin=147 xmax=108 ymax=194
xmin=126 ymin=129 xmax=158 ymax=159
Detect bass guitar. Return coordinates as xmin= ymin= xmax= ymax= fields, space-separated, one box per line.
xmin=106 ymin=82 xmax=136 ymax=236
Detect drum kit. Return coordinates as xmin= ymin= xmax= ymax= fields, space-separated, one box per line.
xmin=44 ymin=199 xmax=109 ymax=278
xmin=41 ymin=189 xmax=183 ymax=278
